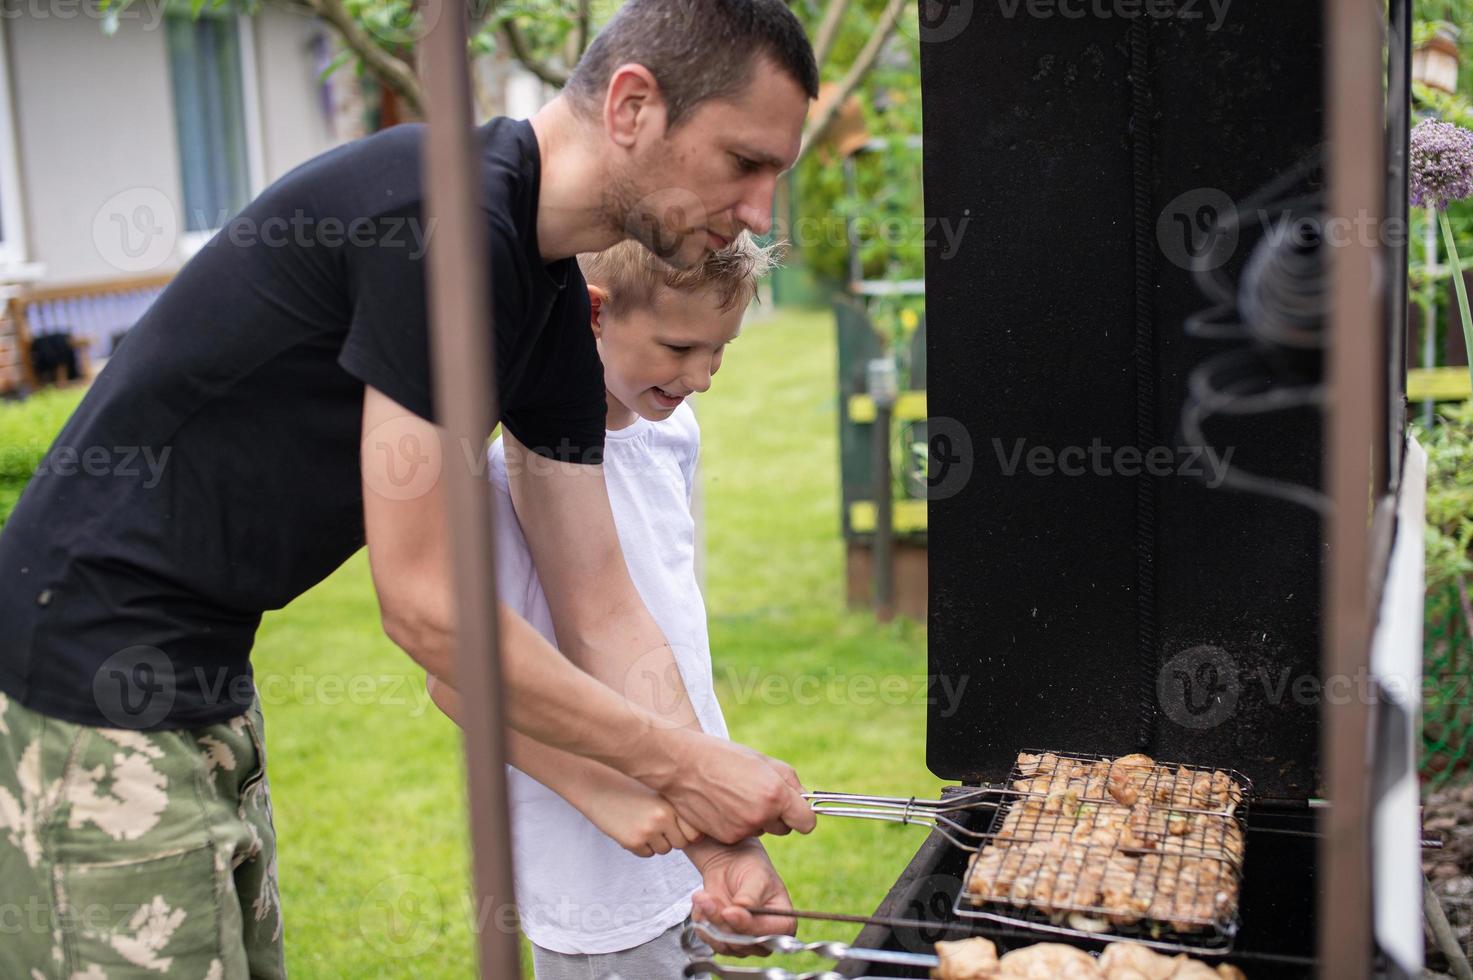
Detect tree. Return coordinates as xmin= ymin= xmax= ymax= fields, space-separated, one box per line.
xmin=143 ymin=0 xmax=911 ymax=159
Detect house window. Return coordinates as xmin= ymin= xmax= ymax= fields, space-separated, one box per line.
xmin=166 ymin=14 xmax=254 ymax=234
xmin=0 ymin=22 xmax=28 ymax=266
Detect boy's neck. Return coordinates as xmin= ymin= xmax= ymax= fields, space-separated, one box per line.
xmin=605 ymin=390 xmax=639 ymax=431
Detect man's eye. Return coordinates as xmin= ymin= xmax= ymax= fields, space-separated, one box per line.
xmin=734 ymin=155 xmax=759 ymax=173
xmin=665 ymin=344 xmax=692 ymax=354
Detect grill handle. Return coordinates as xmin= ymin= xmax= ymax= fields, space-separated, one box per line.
xmin=683 ymin=922 xmax=940 ymax=972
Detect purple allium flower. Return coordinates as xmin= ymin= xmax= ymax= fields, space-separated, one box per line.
xmin=1411 ymin=119 xmax=1473 ymax=209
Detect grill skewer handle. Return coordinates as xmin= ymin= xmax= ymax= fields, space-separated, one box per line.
xmin=683 ymin=922 xmax=940 ymax=970
xmin=682 ymin=962 xmax=869 ymax=980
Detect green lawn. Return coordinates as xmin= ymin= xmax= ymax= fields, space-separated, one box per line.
xmin=1 ymin=306 xmax=940 ymax=977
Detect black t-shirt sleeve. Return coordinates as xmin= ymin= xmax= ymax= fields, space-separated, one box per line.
xmin=499 ymin=279 xmax=607 ymax=465
xmin=337 ymin=205 xmax=435 ymax=421
xmin=337 ymin=201 xmax=604 ymax=463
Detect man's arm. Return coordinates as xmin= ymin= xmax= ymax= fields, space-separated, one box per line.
xmin=360 ymin=386 xmax=813 ymax=842
xmin=427 ymin=674 xmax=700 ymax=856
xmin=502 ymin=432 xmax=815 ymax=841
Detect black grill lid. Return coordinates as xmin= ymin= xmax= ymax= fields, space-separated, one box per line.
xmin=920 ymin=6 xmax=1327 ymax=801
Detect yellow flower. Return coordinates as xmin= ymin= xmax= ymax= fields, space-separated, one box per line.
xmin=900 ymin=309 xmax=919 ymax=333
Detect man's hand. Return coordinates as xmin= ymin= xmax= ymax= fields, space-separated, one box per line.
xmin=687 ymin=839 xmax=795 ymax=955
xmin=638 ymin=730 xmax=816 ymax=844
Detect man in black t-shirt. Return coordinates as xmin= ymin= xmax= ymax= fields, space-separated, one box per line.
xmin=0 ymin=0 xmax=819 ymax=974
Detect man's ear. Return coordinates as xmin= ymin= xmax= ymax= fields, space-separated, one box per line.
xmin=604 ymin=63 xmax=667 ymax=149
xmin=587 ymin=285 xmax=609 ymax=340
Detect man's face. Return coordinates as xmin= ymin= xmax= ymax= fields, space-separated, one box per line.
xmin=594 ymin=284 xmax=745 ymax=421
xmin=620 ymin=58 xmax=808 ymax=270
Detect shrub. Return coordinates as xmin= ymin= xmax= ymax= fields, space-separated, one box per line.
xmin=0 ymin=388 xmax=85 ymax=529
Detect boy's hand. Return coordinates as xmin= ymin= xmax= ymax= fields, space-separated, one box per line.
xmin=584 ymin=780 xmax=704 ymax=857
xmin=687 ymin=839 xmax=795 ymax=954
xmin=427 ymin=672 xmax=702 ymax=857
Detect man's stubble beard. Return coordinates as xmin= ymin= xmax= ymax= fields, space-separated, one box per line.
xmin=605 ymin=159 xmax=705 ymax=272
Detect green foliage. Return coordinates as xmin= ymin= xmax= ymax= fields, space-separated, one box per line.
xmin=1414 ymin=404 xmax=1473 ymax=786
xmin=790 ymin=4 xmax=924 ymax=289
xmin=0 ymin=389 xmax=85 ymax=530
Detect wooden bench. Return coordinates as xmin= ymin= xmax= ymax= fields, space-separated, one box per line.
xmin=1 ymin=273 xmax=173 ymax=393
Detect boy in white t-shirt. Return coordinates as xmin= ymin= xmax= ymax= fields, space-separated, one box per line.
xmin=428 ymin=233 xmax=795 ymax=977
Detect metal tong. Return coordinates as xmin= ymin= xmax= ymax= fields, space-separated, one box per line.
xmin=802 ymin=787 xmax=1013 ymax=852
xmin=804 ymin=783 xmax=1243 ymax=853
xmin=681 ymin=921 xmax=939 ymax=980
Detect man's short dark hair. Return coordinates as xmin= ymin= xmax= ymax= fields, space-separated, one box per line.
xmin=565 ymin=0 xmax=820 ymax=129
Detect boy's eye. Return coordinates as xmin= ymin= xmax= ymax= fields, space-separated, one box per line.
xmin=664 ymin=344 xmax=692 ymax=354
xmin=733 ymin=154 xmax=760 ymax=174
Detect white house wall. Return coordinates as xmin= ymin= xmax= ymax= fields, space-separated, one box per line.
xmin=252 ymin=9 xmax=337 ymax=189
xmin=5 ymin=8 xmax=342 ymax=287
xmin=7 ymin=11 xmax=181 ymax=285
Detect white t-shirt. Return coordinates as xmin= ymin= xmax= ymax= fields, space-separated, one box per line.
xmin=487 ymin=401 xmax=727 ymax=955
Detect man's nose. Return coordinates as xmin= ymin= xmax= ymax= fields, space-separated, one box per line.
xmin=733 ymin=178 xmax=777 ymax=237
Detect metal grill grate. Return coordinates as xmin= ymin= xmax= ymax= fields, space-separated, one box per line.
xmin=952 ymin=750 xmax=1251 ymax=954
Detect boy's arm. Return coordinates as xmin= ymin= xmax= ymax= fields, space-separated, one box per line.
xmin=502 ymin=432 xmax=815 ymax=843
xmin=361 ymin=385 xmax=793 ymax=835
xmin=426 ymin=675 xmax=700 ymax=856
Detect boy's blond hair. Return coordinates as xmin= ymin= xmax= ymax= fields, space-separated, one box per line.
xmin=578 ymin=232 xmax=783 ymax=315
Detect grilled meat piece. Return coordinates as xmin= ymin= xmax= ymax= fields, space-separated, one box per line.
xmin=931 ymin=937 xmax=999 ymax=979
xmin=930 ymin=938 xmax=1250 ymax=980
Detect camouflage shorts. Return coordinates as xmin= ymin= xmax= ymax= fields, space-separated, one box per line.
xmin=0 ymin=691 xmax=285 ymax=980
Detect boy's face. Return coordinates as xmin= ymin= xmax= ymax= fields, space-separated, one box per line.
xmin=591 ymin=284 xmax=745 ymax=421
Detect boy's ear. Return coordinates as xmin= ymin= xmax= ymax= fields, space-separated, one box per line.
xmin=587 ymin=285 xmax=609 ymax=340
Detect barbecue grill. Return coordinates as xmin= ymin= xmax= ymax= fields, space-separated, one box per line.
xmin=688 ymin=3 xmax=1424 ymax=978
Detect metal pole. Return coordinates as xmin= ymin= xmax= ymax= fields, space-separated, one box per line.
xmin=1425 ymin=208 xmax=1439 ymax=427
xmin=1320 ymin=1 xmax=1382 ymax=976
xmin=868 ymin=357 xmax=897 ymax=622
xmin=421 ymin=3 xmax=521 ymax=977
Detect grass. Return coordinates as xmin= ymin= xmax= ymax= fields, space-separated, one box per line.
xmin=0 ymin=306 xmax=939 ymax=977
